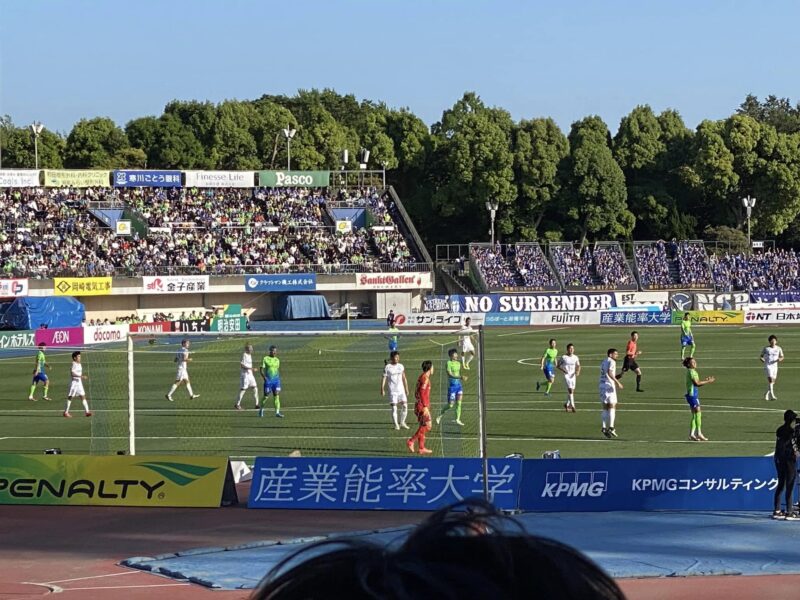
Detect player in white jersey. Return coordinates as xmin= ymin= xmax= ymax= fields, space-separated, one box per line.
xmin=235 ymin=343 xmax=259 ymax=410
xmin=557 ymin=343 xmax=581 ymax=413
xmin=599 ymin=348 xmax=623 ymax=438
xmin=64 ymin=351 xmax=92 ymax=418
xmin=459 ymin=317 xmax=476 ymax=370
xmin=760 ymin=335 xmax=785 ymax=401
xmin=166 ymin=339 xmax=200 ymax=401
xmin=381 ymin=350 xmax=410 ymax=430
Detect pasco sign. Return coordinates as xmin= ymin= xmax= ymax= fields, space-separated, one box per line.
xmin=258 ymin=170 xmax=330 ymax=188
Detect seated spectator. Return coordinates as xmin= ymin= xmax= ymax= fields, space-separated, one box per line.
xmin=676 ymin=241 xmax=712 ymax=287
xmin=515 ymin=244 xmax=559 ymax=289
xmin=253 ymin=500 xmax=625 ymax=600
xmin=550 ymin=245 xmax=593 ymax=288
xmin=592 ymin=245 xmax=635 ymax=288
xmin=470 ymin=245 xmax=521 ymax=289
xmin=634 ymin=241 xmax=674 ymax=288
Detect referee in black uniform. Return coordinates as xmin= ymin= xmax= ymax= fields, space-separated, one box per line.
xmin=773 ymin=409 xmax=800 ymax=520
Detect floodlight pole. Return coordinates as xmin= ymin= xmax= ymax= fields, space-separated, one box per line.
xmin=283 ymin=126 xmax=296 ymax=171
xmin=485 ymin=200 xmax=499 ymax=246
xmin=30 ymin=122 xmax=44 ymax=169
xmin=742 ymin=196 xmax=757 ymax=253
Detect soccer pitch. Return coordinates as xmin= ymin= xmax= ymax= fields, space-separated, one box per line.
xmin=0 ymin=325 xmax=793 ymax=460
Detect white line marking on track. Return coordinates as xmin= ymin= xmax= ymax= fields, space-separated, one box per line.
xmin=487 ymin=436 xmax=770 ymax=444
xmin=22 ymin=582 xmax=63 ymax=594
xmin=44 ymin=572 xmax=145 ymax=584
xmin=59 ymin=584 xmax=191 ymax=591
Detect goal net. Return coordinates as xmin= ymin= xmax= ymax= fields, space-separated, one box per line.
xmin=119 ymin=329 xmax=486 ymax=460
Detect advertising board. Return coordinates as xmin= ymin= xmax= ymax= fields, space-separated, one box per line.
xmin=670 ymin=311 xmax=744 ymax=325
xmin=451 ymin=293 xmax=616 ymax=313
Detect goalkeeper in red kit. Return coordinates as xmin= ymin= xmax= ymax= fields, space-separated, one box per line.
xmin=407 ymin=361 xmax=434 ymax=455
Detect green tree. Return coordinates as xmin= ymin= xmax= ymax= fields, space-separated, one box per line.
xmin=125 ymin=116 xmax=161 ymax=166
xmin=737 ymin=94 xmax=800 ymax=134
xmin=151 ymin=114 xmax=206 ymax=169
xmin=163 ymin=100 xmax=217 ymax=168
xmin=511 ymin=117 xmax=569 ymax=240
xmin=64 ymin=117 xmax=129 ymax=168
xmin=211 ymin=101 xmax=260 ymax=169
xmin=564 ymin=116 xmax=633 ymax=245
xmin=429 ymin=92 xmax=515 ymax=243
xmin=250 ymin=99 xmax=301 ymax=169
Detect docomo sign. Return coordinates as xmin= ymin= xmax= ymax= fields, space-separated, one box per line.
xmin=184 ymin=170 xmax=255 ymax=188
xmin=355 ymin=272 xmax=433 ymax=290
xmin=84 ymin=324 xmax=128 ymax=344
xmin=35 ymin=327 xmax=85 ymax=347
xmin=0 ymin=278 xmax=29 ymax=298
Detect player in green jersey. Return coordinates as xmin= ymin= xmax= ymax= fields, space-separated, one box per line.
xmin=536 ymin=339 xmax=558 ymax=397
xmin=437 ymin=349 xmax=466 ymax=426
xmin=29 ymin=342 xmax=51 ymax=401
xmin=683 ymin=356 xmax=714 ymax=441
xmin=680 ymin=313 xmax=696 ymax=360
xmin=259 ymin=345 xmax=284 ymax=418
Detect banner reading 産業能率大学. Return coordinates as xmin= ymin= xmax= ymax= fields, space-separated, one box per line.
xmin=43 ymin=170 xmax=110 ymax=188
xmin=248 ymin=457 xmax=522 ymax=510
xmin=670 ymin=310 xmax=744 ymax=325
xmin=113 ymin=170 xmax=182 ymax=188
xmin=600 ymin=311 xmax=672 ymax=326
xmin=0 ymin=454 xmax=228 ymax=507
xmin=258 ymin=170 xmax=330 ymax=187
xmin=143 ymin=275 xmax=209 ymax=294
xmin=184 ymin=170 xmax=254 ymax=188
xmin=449 ymin=293 xmax=616 ymax=313
xmin=54 ymin=277 xmax=112 ymax=296
xmin=0 ymin=169 xmax=40 ymax=187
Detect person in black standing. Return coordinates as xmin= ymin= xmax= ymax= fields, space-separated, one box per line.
xmin=773 ymin=409 xmax=800 ymax=520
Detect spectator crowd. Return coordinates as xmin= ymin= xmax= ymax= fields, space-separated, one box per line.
xmin=710 ymin=248 xmax=800 ymax=291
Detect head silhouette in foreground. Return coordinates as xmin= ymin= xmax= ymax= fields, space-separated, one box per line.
xmin=251 ymin=499 xmax=625 ymax=599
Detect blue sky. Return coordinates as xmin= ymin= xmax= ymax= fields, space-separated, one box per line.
xmin=1 ymin=0 xmax=798 ymax=135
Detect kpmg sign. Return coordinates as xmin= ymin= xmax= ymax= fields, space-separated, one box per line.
xmin=520 ymin=457 xmax=777 ymax=512
xmin=113 ymin=170 xmax=182 ymax=187
xmin=245 ymin=274 xmax=317 ymax=292
xmin=449 ymin=293 xmax=616 ymax=313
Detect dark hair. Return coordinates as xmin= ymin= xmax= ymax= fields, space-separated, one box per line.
xmin=270 ymin=345 xmax=278 ymax=352
xmin=448 ymin=348 xmax=458 ymax=359
xmin=684 ymin=312 xmax=690 ymax=318
xmin=682 ymin=357 xmax=693 ymax=368
xmin=566 ymin=343 xmax=574 ymax=351
xmin=38 ymin=342 xmax=46 ymax=348
xmin=252 ymin=500 xmax=625 ymax=600
xmin=389 ymin=350 xmax=400 ymax=360
xmin=421 ymin=360 xmax=433 ymax=372
xmin=549 ymin=338 xmax=556 ymax=345
xmin=784 ymin=410 xmax=797 ymax=423
xmin=607 ymin=348 xmax=616 ymax=356
xmin=630 ymin=331 xmax=638 ymax=337
xmin=769 ymin=335 xmax=778 ymax=343
xmin=71 ymin=351 xmax=81 ymax=360
xmin=181 ymin=339 xmax=189 ymax=346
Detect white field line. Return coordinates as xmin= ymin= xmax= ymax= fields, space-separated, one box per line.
xmin=497 ymin=327 xmax=568 ymax=337
xmin=59 ymin=584 xmax=190 ymax=591
xmin=44 ymin=572 xmax=145 ymax=585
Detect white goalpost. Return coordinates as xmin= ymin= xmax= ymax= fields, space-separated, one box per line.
xmin=122 ymin=328 xmax=488 ymax=464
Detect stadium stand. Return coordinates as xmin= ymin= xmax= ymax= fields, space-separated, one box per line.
xmin=547 ymin=242 xmax=636 ymax=291
xmin=0 ymin=185 xmax=423 ymax=277
xmin=469 ymin=244 xmax=523 ymax=291
xmin=634 ymin=239 xmax=712 ymax=290
xmin=709 ymin=247 xmax=800 ymax=291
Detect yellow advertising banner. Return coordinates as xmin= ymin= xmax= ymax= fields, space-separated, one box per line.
xmin=671 ymin=310 xmax=744 ymax=325
xmin=54 ymin=277 xmax=112 ymax=296
xmin=0 ymin=454 xmax=228 ymax=507
xmin=43 ymin=169 xmax=110 ymax=187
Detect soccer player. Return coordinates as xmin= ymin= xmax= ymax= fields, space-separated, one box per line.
xmin=64 ymin=351 xmax=92 ymax=418
xmin=616 ymin=331 xmax=644 ymax=392
xmin=684 ymin=356 xmax=714 ymax=441
xmin=760 ymin=335 xmax=784 ymax=401
xmin=381 ymin=350 xmax=409 ymax=430
xmin=680 ymin=312 xmax=696 ymax=360
xmin=259 ymin=345 xmax=284 ymax=418
xmin=166 ymin=339 xmax=200 ymax=401
xmin=235 ymin=343 xmax=259 ymax=410
xmin=437 ymin=349 xmax=466 ymax=426
xmin=387 ymin=319 xmax=400 ymax=355
xmin=29 ymin=342 xmax=51 ymax=401
xmin=459 ymin=317 xmax=476 ymax=370
xmin=558 ymin=343 xmax=581 ymax=412
xmin=600 ymin=348 xmax=623 ymax=438
xmin=536 ymin=339 xmax=558 ymax=397
xmin=407 ymin=360 xmax=434 ymax=455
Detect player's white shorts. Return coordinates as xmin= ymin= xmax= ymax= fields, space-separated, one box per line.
xmin=765 ymin=365 xmax=778 ymax=380
xmin=388 ymin=392 xmax=408 ymax=405
xmin=240 ymin=372 xmax=257 ymax=389
xmin=564 ymin=375 xmax=577 ymax=390
xmin=460 ymin=340 xmax=475 ymax=354
xmin=175 ymin=367 xmax=189 ymax=382
xmin=68 ymin=380 xmax=85 ymax=398
xmin=599 ymin=385 xmax=617 ymax=406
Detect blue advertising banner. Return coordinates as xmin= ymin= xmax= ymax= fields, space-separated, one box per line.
xmin=600 ymin=311 xmax=672 ymax=325
xmin=449 ymin=293 xmax=616 ymax=313
xmin=519 ymin=457 xmax=777 ymax=512
xmin=244 ymin=273 xmax=317 ymax=292
xmin=248 ymin=457 xmax=522 ymax=510
xmin=113 ymin=170 xmax=182 ymax=187
xmin=485 ymin=312 xmax=531 ymax=326
xmin=750 ymin=291 xmax=800 ymax=304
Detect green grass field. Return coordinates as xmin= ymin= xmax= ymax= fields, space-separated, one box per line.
xmin=0 ymin=325 xmax=794 ymax=460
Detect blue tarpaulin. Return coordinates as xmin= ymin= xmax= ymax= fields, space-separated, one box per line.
xmin=273 ymin=294 xmax=330 ymax=320
xmin=0 ymin=297 xmax=85 ymax=330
